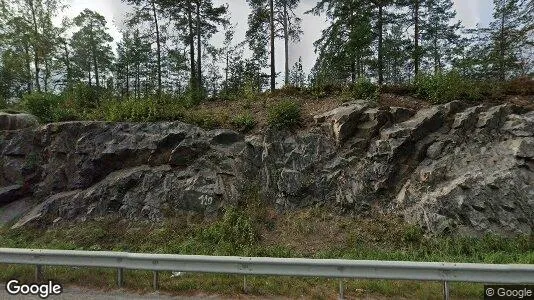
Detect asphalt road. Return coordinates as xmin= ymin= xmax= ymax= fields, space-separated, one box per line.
xmin=0 ymin=285 xmax=223 ymax=300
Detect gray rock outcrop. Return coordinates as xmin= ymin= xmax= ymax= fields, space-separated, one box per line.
xmin=1 ymin=101 xmax=532 ymax=236
xmin=0 ymin=112 xmax=39 ymax=131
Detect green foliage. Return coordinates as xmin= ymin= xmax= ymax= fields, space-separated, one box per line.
xmin=268 ymin=100 xmax=301 ymax=129
xmin=231 ymin=113 xmax=256 ymax=132
xmin=184 ymin=110 xmax=227 ymax=129
xmin=20 ymin=92 xmax=84 ymax=123
xmin=414 ymin=71 xmax=483 ymax=103
xmin=402 ymin=225 xmax=425 ymax=244
xmin=307 ymin=84 xmax=343 ymax=99
xmin=194 ymin=207 xmax=259 ymax=255
xmin=344 ymin=79 xmax=379 ymax=101
xmin=67 ymin=83 xmax=100 ymax=109
xmin=96 ymin=97 xmax=185 ymax=122
xmin=241 ymin=80 xmax=260 ymax=109
xmin=0 ymin=96 xmax=6 ymax=110
xmin=21 ymin=93 xmax=63 ymax=123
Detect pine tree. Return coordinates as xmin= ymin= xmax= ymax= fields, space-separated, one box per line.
xmin=7 ymin=0 xmax=65 ymax=92
xmin=488 ymin=0 xmax=532 ymax=80
xmin=1 ymin=14 xmax=34 ymax=96
xmin=280 ymin=0 xmax=302 ymax=86
xmin=308 ymin=0 xmax=374 ymax=84
xmin=246 ymin=0 xmax=302 ymax=91
xmin=372 ymin=0 xmax=395 ymax=85
xmin=160 ymin=0 xmax=227 ymax=98
xmin=383 ymin=24 xmax=411 ymax=83
xmin=124 ymin=0 xmax=165 ymax=97
xmin=193 ymin=0 xmax=228 ymax=93
xmin=71 ymin=9 xmax=114 ymax=94
xmin=422 ymin=0 xmax=463 ymax=74
xmin=289 ymin=56 xmax=305 ymax=87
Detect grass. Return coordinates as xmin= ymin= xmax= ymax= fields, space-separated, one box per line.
xmin=9 ymin=76 xmax=533 ymax=133
xmin=0 ymin=264 xmax=487 ymax=299
xmin=0 ymin=207 xmax=532 ymax=299
xmin=268 ymin=99 xmax=302 ymax=129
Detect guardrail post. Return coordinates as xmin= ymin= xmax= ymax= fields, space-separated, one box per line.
xmin=117 ymin=268 xmax=124 ymax=288
xmin=442 ymin=281 xmax=450 ymax=300
xmin=35 ymin=265 xmax=43 ymax=282
xmin=153 ymin=271 xmax=159 ymax=290
xmin=339 ymin=279 xmax=344 ymax=300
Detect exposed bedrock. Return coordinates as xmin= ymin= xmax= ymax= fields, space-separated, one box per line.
xmin=0 ymin=103 xmax=532 ymax=236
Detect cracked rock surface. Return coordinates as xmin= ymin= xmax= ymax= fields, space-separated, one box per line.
xmin=0 ymin=102 xmax=532 ymax=236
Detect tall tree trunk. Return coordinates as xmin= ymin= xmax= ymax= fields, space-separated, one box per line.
xmin=126 ymin=63 xmax=130 ymax=97
xmin=188 ymin=5 xmax=196 ymax=90
xmin=93 ymin=52 xmax=99 ymax=89
xmin=29 ymin=0 xmax=41 ymax=92
xmin=499 ymin=0 xmax=506 ymax=81
xmin=351 ymin=59 xmax=356 ymax=84
xmin=136 ymin=62 xmax=140 ymax=99
xmin=151 ymin=0 xmax=162 ymax=97
xmin=269 ymin=0 xmax=276 ymax=91
xmin=88 ymin=67 xmax=92 ymax=87
xmin=283 ymin=3 xmax=289 ymax=86
xmin=63 ymin=42 xmax=72 ymax=92
xmin=433 ymin=37 xmax=439 ymax=75
xmin=24 ymin=44 xmax=32 ymax=93
xmin=414 ymin=0 xmax=420 ymax=78
xmin=196 ymin=0 xmax=202 ymax=92
xmin=377 ymin=4 xmax=384 ymax=85
xmin=90 ymin=22 xmax=100 ymax=90
xmin=43 ymin=58 xmax=49 ymax=92
xmin=357 ymin=53 xmax=361 ymax=79
xmin=225 ymin=52 xmax=229 ymax=93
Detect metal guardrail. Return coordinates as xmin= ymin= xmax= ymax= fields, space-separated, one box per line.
xmin=1 ymin=248 xmax=534 ymax=299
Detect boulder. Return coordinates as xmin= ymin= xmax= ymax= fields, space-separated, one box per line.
xmin=0 ymin=112 xmax=39 ymax=131
xmin=314 ymin=101 xmax=369 ymax=144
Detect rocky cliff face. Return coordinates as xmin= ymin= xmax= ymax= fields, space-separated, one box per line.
xmin=0 ymin=101 xmax=532 ymax=237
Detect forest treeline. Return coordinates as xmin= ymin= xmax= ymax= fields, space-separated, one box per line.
xmin=0 ymin=0 xmax=532 ymax=115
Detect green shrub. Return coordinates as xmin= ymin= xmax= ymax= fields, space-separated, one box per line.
xmin=231 ymin=113 xmax=256 ymax=132
xmin=196 ymin=207 xmax=259 ymax=255
xmin=307 ymin=83 xmax=342 ymax=99
xmin=402 ymin=225 xmax=424 ymax=244
xmin=97 ymin=97 xmax=185 ymax=123
xmin=268 ymin=100 xmax=301 ymax=129
xmin=347 ymin=78 xmax=379 ymax=101
xmin=0 ymin=96 xmax=6 ymax=110
xmin=185 ymin=110 xmax=227 ymax=129
xmin=381 ymin=84 xmax=417 ymax=95
xmin=21 ymin=92 xmax=62 ymax=123
xmin=415 ymin=71 xmax=482 ymax=104
xmin=67 ymin=83 xmax=100 ymax=109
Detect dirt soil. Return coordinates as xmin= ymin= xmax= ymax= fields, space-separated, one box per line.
xmin=195 ymin=92 xmax=532 ymax=134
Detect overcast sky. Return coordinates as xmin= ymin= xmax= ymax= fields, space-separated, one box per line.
xmin=63 ymin=0 xmax=494 ymax=79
